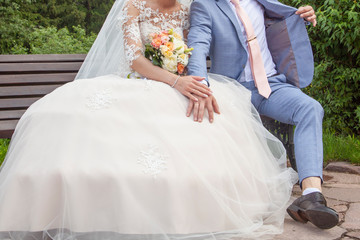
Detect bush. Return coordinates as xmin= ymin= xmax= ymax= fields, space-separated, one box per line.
xmin=10 ymin=25 xmax=96 ymax=54
xmin=0 ymin=0 xmax=33 ymax=54
xmin=281 ymin=0 xmax=360 ymax=135
xmin=2 ymin=0 xmax=114 ymax=35
xmin=30 ymin=25 xmax=96 ymax=54
xmin=1 ymin=0 xmax=109 ymax=55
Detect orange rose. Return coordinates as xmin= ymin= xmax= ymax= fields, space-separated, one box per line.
xmin=151 ymin=37 xmax=162 ymax=49
xmin=177 ymin=63 xmax=185 ymax=75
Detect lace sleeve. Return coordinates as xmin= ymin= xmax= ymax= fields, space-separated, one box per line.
xmin=181 ymin=5 xmax=190 ymax=43
xmin=121 ymin=0 xmax=143 ymax=67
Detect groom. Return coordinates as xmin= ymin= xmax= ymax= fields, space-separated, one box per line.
xmin=186 ymin=0 xmax=339 ymax=229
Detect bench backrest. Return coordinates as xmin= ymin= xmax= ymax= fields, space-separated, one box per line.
xmin=0 ymin=54 xmax=86 ymax=138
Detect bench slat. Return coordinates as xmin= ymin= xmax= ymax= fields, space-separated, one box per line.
xmin=0 ymin=73 xmax=75 ymax=85
xmin=0 ymin=98 xmax=39 ymax=109
xmin=0 ymin=85 xmax=62 ymax=98
xmin=0 ymin=54 xmax=86 ymax=63
xmin=0 ymin=62 xmax=83 ymax=73
xmin=0 ymin=120 xmax=18 ymax=138
xmin=0 ymin=110 xmax=27 ymax=120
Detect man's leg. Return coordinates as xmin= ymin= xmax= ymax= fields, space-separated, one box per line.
xmin=242 ymin=74 xmax=338 ymax=229
xmin=259 ymin=87 xmax=323 ymax=190
xmin=247 ymin=75 xmax=324 ymax=186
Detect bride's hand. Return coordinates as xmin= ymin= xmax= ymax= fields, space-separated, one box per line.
xmin=173 ymin=76 xmax=212 ymax=102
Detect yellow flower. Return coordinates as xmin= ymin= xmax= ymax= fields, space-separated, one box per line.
xmin=178 ymin=53 xmax=189 ymax=65
xmin=165 ymin=42 xmax=174 ymax=51
xmin=163 ymin=51 xmax=173 ymax=57
xmin=162 ymin=55 xmax=177 ymax=73
xmin=160 ymin=46 xmax=169 ymax=55
xmin=173 ymin=32 xmax=182 ymax=40
xmin=179 ymin=54 xmax=186 ymax=60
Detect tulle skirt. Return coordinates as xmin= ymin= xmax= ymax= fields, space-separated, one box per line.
xmin=0 ymin=74 xmax=297 ymax=240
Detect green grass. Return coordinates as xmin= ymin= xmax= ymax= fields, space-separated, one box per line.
xmin=0 ymin=139 xmax=10 ymax=166
xmin=323 ymin=131 xmax=360 ymax=165
xmin=0 ymin=133 xmax=360 ymax=167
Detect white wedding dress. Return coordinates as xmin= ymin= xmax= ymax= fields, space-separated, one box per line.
xmin=0 ymin=1 xmax=297 ymax=239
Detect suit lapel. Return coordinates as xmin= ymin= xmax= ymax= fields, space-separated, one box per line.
xmin=215 ymin=0 xmax=245 ymax=45
xmin=256 ymin=0 xmax=296 ymax=19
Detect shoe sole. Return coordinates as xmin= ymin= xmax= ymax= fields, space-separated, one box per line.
xmin=287 ymin=204 xmax=339 ymax=229
xmin=287 ymin=204 xmax=308 ymax=223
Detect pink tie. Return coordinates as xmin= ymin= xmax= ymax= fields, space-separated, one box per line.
xmin=230 ymin=0 xmax=271 ymax=98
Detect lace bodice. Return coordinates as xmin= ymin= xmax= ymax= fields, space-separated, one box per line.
xmin=119 ymin=0 xmax=189 ymax=67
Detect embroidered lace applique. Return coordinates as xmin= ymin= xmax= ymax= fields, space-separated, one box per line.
xmin=119 ymin=0 xmax=189 ymax=67
xmin=137 ymin=145 xmax=168 ymax=178
xmin=86 ymin=89 xmax=116 ymax=110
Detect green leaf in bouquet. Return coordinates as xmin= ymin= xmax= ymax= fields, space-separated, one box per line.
xmin=184 ymin=47 xmax=194 ymax=54
xmin=145 ymin=44 xmax=158 ymax=61
xmin=145 ymin=50 xmax=151 ymax=59
xmin=152 ymin=57 xmax=161 ymax=67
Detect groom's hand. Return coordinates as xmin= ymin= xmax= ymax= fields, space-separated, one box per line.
xmin=296 ymin=5 xmax=317 ymax=27
xmin=186 ymin=95 xmax=220 ymax=123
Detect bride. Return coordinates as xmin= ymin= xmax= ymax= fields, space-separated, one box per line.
xmin=0 ymin=0 xmax=297 ymax=239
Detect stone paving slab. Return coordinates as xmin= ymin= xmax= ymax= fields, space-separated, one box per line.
xmin=341 ymin=203 xmax=360 ymax=230
xmin=325 ymin=162 xmax=360 ymax=175
xmin=324 ymin=183 xmax=360 ymax=189
xmin=322 ymin=187 xmax=360 ymax=202
xmin=323 ymin=170 xmax=360 ymax=184
xmin=345 ymin=231 xmax=360 ymax=238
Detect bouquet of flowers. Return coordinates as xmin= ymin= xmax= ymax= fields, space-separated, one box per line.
xmin=145 ymin=29 xmax=193 ymax=75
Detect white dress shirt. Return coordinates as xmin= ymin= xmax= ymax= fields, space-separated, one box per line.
xmin=227 ymin=0 xmax=277 ymax=82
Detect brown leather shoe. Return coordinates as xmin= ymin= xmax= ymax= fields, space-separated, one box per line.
xmin=287 ymin=192 xmax=339 ymax=229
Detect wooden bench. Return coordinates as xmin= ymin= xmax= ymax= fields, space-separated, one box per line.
xmin=0 ymin=54 xmax=85 ymax=138
xmin=0 ymin=54 xmax=296 ymax=170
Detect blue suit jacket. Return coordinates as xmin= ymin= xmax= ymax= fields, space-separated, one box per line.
xmin=187 ymin=0 xmax=314 ymax=88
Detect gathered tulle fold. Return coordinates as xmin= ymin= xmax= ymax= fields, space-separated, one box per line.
xmin=0 ymin=74 xmax=297 ymax=240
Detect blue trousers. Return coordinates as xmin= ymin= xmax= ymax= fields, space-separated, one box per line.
xmin=241 ymin=74 xmax=324 ymax=185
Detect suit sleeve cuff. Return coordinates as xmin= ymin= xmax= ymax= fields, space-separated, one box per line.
xmin=200 ymin=79 xmax=210 ymax=87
